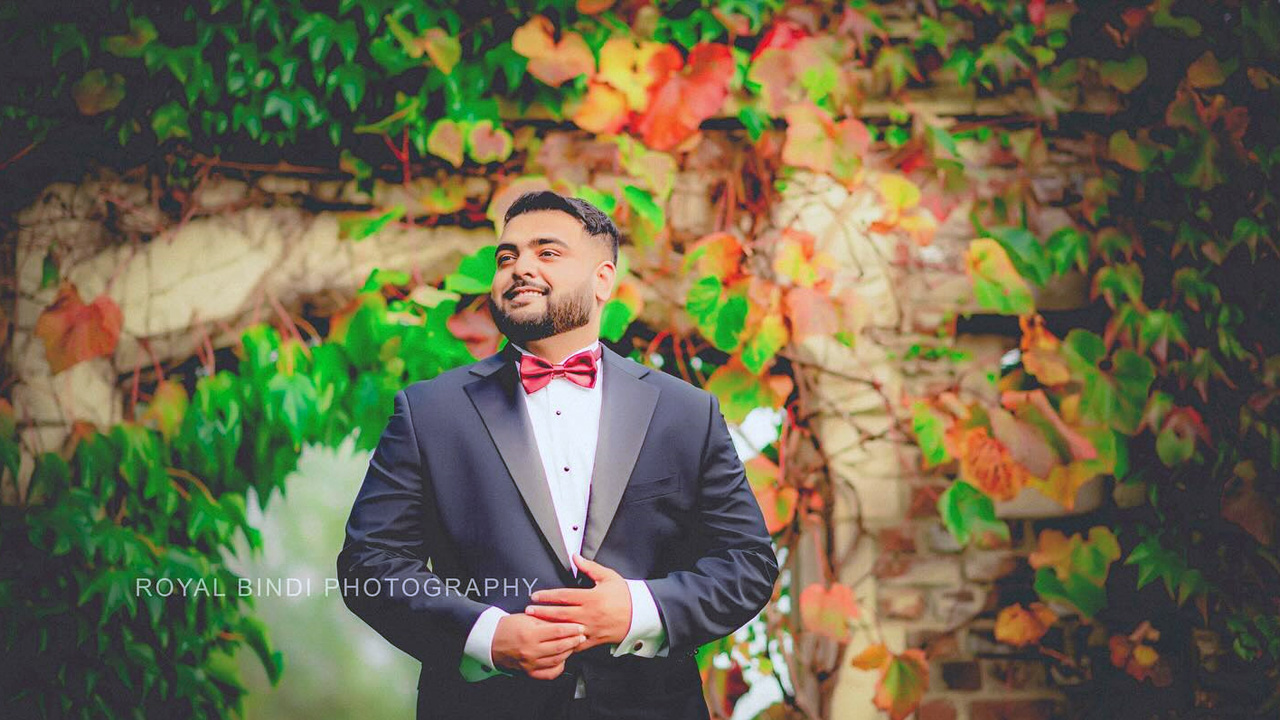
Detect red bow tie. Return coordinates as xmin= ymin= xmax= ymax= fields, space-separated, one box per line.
xmin=518 ymin=346 xmax=602 ymax=394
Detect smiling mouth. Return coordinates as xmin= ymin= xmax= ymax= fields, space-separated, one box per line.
xmin=508 ymin=288 xmax=545 ymax=299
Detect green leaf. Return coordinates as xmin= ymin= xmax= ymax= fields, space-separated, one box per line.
xmin=911 ymin=401 xmax=951 ymax=468
xmin=337 ymin=205 xmax=405 ymax=241
xmin=938 ymin=480 xmax=1009 ymax=548
xmin=988 ymin=226 xmax=1053 ymax=286
xmin=1034 ymin=566 xmax=1107 ymax=619
xmin=622 ymin=185 xmax=664 ymax=228
xmin=443 ymin=245 xmax=497 ymax=294
xmin=1099 ymin=55 xmax=1148 ymax=93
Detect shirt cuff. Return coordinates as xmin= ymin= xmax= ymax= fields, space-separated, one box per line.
xmin=611 ymin=579 xmax=669 ymax=658
xmin=460 ymin=606 xmax=512 ymax=681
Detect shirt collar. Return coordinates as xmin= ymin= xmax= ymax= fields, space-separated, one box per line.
xmin=509 ymin=338 xmax=601 ymax=366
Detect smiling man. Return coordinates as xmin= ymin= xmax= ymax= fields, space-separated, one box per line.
xmin=337 ymin=190 xmax=778 ymax=720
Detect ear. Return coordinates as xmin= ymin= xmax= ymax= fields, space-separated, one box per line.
xmin=594 ymin=260 xmax=616 ymax=303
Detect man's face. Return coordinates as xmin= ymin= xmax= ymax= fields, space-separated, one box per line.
xmin=488 ymin=209 xmax=613 ymax=346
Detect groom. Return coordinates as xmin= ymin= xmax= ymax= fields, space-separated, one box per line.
xmin=337 ymin=190 xmax=778 ymax=719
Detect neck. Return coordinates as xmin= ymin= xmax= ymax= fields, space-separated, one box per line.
xmin=512 ymin=327 xmax=601 ymax=365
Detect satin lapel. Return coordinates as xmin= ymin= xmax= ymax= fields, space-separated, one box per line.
xmin=464 ymin=342 xmax=573 ymax=573
xmin=580 ymin=345 xmax=659 ymax=561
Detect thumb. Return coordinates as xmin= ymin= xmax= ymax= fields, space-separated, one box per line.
xmin=573 ymin=554 xmax=617 ymax=581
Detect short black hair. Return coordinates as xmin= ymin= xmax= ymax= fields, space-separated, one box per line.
xmin=502 ymin=190 xmax=620 ymax=265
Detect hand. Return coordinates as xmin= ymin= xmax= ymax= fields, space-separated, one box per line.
xmin=491 ymin=613 xmax=586 ymax=680
xmin=524 ymin=554 xmax=633 ymax=652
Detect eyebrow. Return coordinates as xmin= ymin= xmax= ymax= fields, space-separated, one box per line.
xmin=495 ymin=236 xmax=571 ymax=255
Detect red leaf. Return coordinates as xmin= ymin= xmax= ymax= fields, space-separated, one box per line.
xmin=635 ymin=43 xmax=735 ymax=151
xmin=34 ymin=281 xmax=123 ymax=374
xmin=750 ymin=19 xmax=808 ymax=63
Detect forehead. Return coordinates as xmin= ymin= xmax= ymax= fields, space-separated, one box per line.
xmin=498 ymin=209 xmax=585 ymax=245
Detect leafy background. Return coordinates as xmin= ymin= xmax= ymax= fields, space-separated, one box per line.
xmin=1 ymin=0 xmax=1278 ymax=718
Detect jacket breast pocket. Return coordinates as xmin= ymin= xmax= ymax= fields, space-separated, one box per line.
xmin=620 ymin=472 xmax=679 ymax=504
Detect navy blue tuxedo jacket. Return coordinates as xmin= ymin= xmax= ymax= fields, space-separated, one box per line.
xmin=337 ymin=340 xmax=779 ymax=719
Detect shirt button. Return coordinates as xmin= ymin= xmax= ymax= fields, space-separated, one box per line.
xmin=563 ymin=466 xmax=569 ymax=472
xmin=556 ymin=410 xmax=561 ymax=415
xmin=572 ymin=525 xmax=579 ymax=531
xmin=633 ymin=642 xmax=644 ymax=651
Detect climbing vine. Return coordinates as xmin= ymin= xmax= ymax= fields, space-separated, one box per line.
xmin=3 ymin=0 xmax=1279 ymax=718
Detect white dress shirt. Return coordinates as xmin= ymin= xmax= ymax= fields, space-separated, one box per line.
xmin=458 ymin=338 xmax=669 ymax=697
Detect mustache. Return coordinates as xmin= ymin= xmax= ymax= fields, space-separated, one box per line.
xmin=505 ymin=283 xmax=548 ymax=298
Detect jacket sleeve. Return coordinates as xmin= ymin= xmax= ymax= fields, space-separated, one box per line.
xmin=644 ymin=392 xmax=780 ymax=657
xmin=336 ymin=388 xmax=490 ymax=668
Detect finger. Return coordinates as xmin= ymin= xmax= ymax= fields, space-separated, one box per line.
xmin=525 ymin=605 xmax=583 ymax=625
xmin=542 ymin=633 xmax=586 ymax=656
xmin=531 ymin=647 xmax=576 ymax=670
xmin=533 ymin=620 xmax=586 ymax=641
xmin=572 ymin=554 xmax=617 ymax=582
xmin=529 ymin=588 xmax=587 ymax=605
xmin=528 ymin=663 xmax=565 ymax=681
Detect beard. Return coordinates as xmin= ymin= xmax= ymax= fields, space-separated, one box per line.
xmin=488 ymin=276 xmax=595 ymax=346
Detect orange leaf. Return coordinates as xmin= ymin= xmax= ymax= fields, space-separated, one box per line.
xmin=850 ymin=643 xmax=890 ymax=670
xmin=684 ymin=232 xmax=746 ymax=280
xmin=957 ymin=426 xmax=1029 ymax=502
xmin=576 ymin=0 xmax=614 ymax=13
xmin=783 ymin=286 xmax=840 ymax=342
xmin=512 ymin=16 xmax=595 ymax=87
xmin=1019 ymin=314 xmax=1072 ymax=386
xmin=873 ymin=649 xmax=929 ymax=720
xmin=572 ymin=81 xmax=630 ymax=134
xmin=799 ymin=582 xmax=861 ymax=642
xmin=598 ymin=38 xmax=682 ymax=112
xmin=782 ymin=102 xmax=871 ymax=184
xmin=34 ymin=281 xmax=123 ymax=374
xmin=635 ymin=43 xmax=734 ymax=151
xmin=995 ymin=602 xmax=1058 ymax=647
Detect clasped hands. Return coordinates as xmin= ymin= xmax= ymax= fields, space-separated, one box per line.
xmin=491 ymin=554 xmax=632 ymax=680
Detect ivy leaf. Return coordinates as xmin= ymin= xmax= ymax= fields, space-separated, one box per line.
xmin=1187 ymin=51 xmax=1234 ymax=88
xmin=703 ymin=359 xmax=788 ymax=424
xmin=1108 ymin=131 xmax=1158 ymax=171
xmin=965 ymin=238 xmax=1035 ymax=315
xmin=427 ymin=119 xmax=465 ymax=167
xmin=151 ymin=101 xmax=191 ymax=142
xmin=336 ymin=205 xmax=405 ymax=241
xmin=34 ymin=281 xmax=123 ymax=374
xmin=141 ymin=380 xmax=189 ymax=442
xmin=874 ymin=650 xmax=929 ymax=720
xmin=873 ymin=43 xmax=921 ymax=93
xmin=72 ymin=69 xmax=125 ymax=115
xmin=102 ymin=17 xmax=157 ymax=58
xmin=443 ymin=245 xmax=497 ymax=294
xmin=1061 ymin=330 xmax=1155 ymax=434
xmin=781 ymin=102 xmax=871 ymax=185
xmin=740 ymin=307 xmax=788 ymax=375
xmin=995 ymin=603 xmax=1058 ymax=647
xmin=635 ymin=43 xmax=735 ymax=151
xmin=511 ymin=15 xmax=595 ymax=87
xmin=573 ymin=81 xmax=630 ymax=134
xmin=1099 ymin=55 xmax=1148 ymax=93
xmin=466 ymin=119 xmax=513 ymax=164
xmin=987 ymin=226 xmax=1053 ymax=286
xmin=420 ymin=28 xmax=461 ymax=74
xmin=911 ymin=401 xmax=951 ymax=468
xmin=938 ymin=480 xmax=1010 ymax=548
xmin=799 ymin=582 xmax=861 ymax=642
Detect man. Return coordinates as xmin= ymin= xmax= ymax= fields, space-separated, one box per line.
xmin=337 ymin=190 xmax=778 ymax=720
